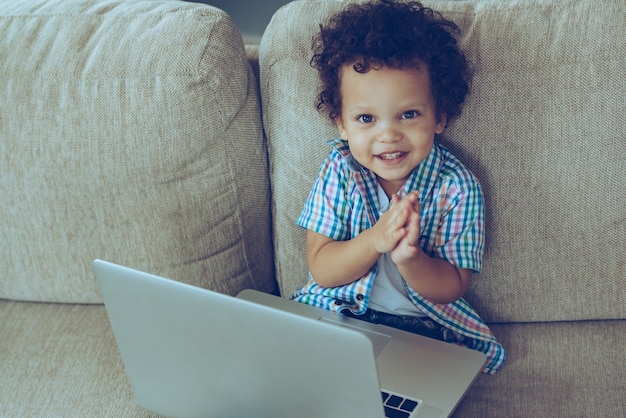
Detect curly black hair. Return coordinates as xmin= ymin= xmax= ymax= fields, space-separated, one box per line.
xmin=312 ymin=0 xmax=472 ymax=124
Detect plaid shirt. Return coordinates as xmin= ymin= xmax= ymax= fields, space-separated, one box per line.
xmin=293 ymin=139 xmax=505 ymax=374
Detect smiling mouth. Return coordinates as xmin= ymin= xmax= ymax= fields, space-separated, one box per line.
xmin=377 ymin=151 xmax=405 ymax=160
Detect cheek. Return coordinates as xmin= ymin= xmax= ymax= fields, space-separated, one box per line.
xmin=346 ymin=139 xmax=369 ymax=160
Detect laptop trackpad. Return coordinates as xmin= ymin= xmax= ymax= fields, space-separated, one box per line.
xmin=318 ymin=318 xmax=391 ymax=357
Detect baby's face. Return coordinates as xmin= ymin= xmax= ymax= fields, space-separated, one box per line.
xmin=335 ymin=64 xmax=446 ymax=197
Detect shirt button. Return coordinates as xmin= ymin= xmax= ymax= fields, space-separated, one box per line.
xmin=356 ymin=294 xmax=365 ymax=301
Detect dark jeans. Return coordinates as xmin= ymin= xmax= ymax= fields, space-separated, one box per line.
xmin=342 ymin=308 xmax=464 ymax=344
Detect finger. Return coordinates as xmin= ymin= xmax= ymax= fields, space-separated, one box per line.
xmin=386 ymin=198 xmax=410 ymax=223
xmin=390 ymin=193 xmax=401 ymax=205
xmin=375 ymin=226 xmax=406 ymax=254
xmin=405 ymin=191 xmax=419 ymax=203
xmin=404 ymin=191 xmax=420 ymax=211
xmin=390 ymin=227 xmax=407 ymax=250
xmin=405 ymin=212 xmax=420 ymax=245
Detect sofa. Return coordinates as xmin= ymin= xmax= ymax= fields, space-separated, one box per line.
xmin=0 ymin=0 xmax=623 ymax=416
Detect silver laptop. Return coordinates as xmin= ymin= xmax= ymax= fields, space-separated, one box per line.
xmin=93 ymin=259 xmax=485 ymax=418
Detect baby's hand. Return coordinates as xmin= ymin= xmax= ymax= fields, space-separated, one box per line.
xmin=370 ymin=192 xmax=418 ymax=254
xmin=390 ymin=192 xmax=421 ymax=265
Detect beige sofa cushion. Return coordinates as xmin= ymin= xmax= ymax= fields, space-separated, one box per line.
xmin=260 ymin=0 xmax=625 ymax=322
xmin=0 ymin=301 xmax=151 ymax=416
xmin=453 ymin=319 xmax=626 ymax=417
xmin=0 ymin=0 xmax=275 ymax=303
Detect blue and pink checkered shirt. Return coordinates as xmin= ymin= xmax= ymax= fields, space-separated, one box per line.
xmin=292 ymin=138 xmax=505 ymax=374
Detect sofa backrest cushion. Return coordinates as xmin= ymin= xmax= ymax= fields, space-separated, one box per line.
xmin=0 ymin=0 xmax=276 ymax=303
xmin=260 ymin=0 xmax=625 ymax=323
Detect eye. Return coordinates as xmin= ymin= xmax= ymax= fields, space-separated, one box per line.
xmin=401 ymin=110 xmax=420 ymax=119
xmin=357 ymin=114 xmax=374 ymax=124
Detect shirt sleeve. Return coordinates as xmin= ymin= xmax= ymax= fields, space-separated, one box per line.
xmin=432 ymin=174 xmax=485 ymax=273
xmin=297 ymin=149 xmax=352 ymax=242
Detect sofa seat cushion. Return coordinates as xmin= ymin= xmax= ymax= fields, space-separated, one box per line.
xmin=0 ymin=0 xmax=275 ymax=303
xmin=0 ymin=300 xmax=152 ymax=416
xmin=1 ymin=300 xmax=623 ymax=417
xmin=454 ymin=320 xmax=626 ymax=417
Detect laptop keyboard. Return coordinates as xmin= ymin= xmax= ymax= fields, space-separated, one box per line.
xmin=382 ymin=390 xmax=421 ymax=418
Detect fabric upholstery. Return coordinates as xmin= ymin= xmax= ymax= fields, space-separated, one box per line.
xmin=259 ymin=0 xmax=625 ymax=323
xmin=452 ymin=320 xmax=626 ymax=417
xmin=0 ymin=301 xmax=153 ymax=416
xmin=0 ymin=0 xmax=276 ymax=303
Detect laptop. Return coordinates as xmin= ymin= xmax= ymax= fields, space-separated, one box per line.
xmin=93 ymin=259 xmax=485 ymax=418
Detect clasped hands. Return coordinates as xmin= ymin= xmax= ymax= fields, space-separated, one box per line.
xmin=372 ymin=191 xmax=422 ymax=265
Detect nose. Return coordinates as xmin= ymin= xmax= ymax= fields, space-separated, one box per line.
xmin=378 ymin=121 xmax=402 ymax=143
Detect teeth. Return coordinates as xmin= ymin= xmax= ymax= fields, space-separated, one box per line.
xmin=379 ymin=152 xmax=402 ymax=160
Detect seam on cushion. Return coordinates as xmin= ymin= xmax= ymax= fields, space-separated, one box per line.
xmin=199 ymin=17 xmax=256 ymax=286
xmin=219 ymin=79 xmax=255 ymax=288
xmin=199 ymin=16 xmax=229 ymax=129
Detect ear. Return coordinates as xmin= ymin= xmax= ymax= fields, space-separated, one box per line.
xmin=435 ymin=113 xmax=447 ymax=134
xmin=335 ymin=116 xmax=348 ymax=140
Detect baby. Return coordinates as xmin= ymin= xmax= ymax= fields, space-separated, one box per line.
xmin=292 ymin=0 xmax=505 ymax=374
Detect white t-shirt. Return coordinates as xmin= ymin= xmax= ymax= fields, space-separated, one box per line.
xmin=367 ymin=184 xmax=427 ymax=317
